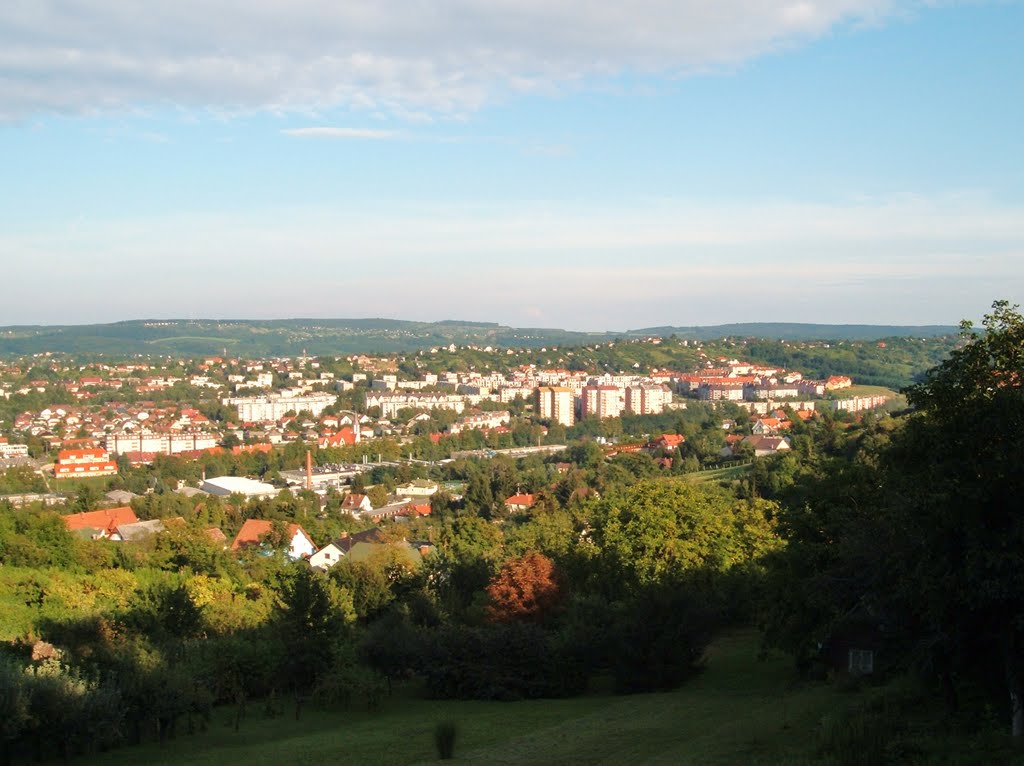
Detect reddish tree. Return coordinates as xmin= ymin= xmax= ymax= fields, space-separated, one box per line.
xmin=485 ymin=551 xmax=566 ymax=623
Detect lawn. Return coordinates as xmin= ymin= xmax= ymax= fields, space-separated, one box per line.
xmin=72 ymin=631 xmax=856 ymax=766
xmin=51 ymin=475 xmax=113 ymax=494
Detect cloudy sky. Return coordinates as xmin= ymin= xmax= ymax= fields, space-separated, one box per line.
xmin=2 ymin=1 xmax=1021 ymax=330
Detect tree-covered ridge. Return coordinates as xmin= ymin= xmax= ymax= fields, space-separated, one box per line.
xmin=0 ymin=317 xmax=958 ymax=358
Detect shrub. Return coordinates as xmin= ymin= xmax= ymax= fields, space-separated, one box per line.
xmin=434 ymin=721 xmax=457 ymax=760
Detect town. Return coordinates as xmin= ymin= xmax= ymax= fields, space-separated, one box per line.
xmin=0 ymin=335 xmax=894 ymax=518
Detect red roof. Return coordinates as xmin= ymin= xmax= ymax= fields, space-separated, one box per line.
xmin=399 ymin=503 xmax=432 ymax=517
xmin=505 ymin=493 xmax=536 ymax=508
xmin=230 ymin=519 xmax=316 ymax=552
xmin=321 ymin=428 xmax=357 ymax=447
xmin=654 ymin=434 xmax=685 ymax=448
xmin=63 ymin=506 xmax=139 ymax=536
xmin=57 ymin=448 xmax=107 ymax=461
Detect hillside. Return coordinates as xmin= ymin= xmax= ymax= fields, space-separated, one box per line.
xmin=633 ymin=322 xmax=957 ymax=341
xmin=0 ymin=318 xmax=959 ymax=358
xmin=72 ymin=631 xmax=1018 ymax=766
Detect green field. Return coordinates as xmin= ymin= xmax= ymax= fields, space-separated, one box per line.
xmin=146 ymin=336 xmax=239 ymax=344
xmin=834 ymin=384 xmax=898 ymax=398
xmin=683 ymin=463 xmax=753 ymax=484
xmin=64 ymin=630 xmax=920 ymax=766
xmin=50 ymin=475 xmax=111 ymax=494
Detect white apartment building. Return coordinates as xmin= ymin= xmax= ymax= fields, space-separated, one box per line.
xmin=0 ymin=439 xmax=29 ymax=458
xmin=224 ymin=392 xmax=337 ymax=422
xmin=580 ymin=385 xmax=623 ymax=419
xmin=831 ymin=395 xmax=889 ymax=412
xmin=625 ymin=384 xmax=673 ymax=415
xmin=365 ymin=391 xmax=468 ymax=419
xmin=104 ymin=432 xmax=219 ymax=456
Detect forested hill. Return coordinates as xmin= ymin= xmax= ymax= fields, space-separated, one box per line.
xmin=0 ymin=318 xmax=959 ymax=357
xmin=634 ymin=322 xmax=957 ymax=341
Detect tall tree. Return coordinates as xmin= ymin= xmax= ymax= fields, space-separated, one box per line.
xmin=892 ymin=301 xmax=1024 ymax=737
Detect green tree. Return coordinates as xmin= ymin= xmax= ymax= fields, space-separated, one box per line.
xmin=590 ymin=480 xmax=779 ymax=595
xmin=276 ymin=567 xmax=354 ymax=690
xmin=765 ymin=301 xmax=1024 ymax=739
xmin=891 ymin=301 xmax=1024 ymax=737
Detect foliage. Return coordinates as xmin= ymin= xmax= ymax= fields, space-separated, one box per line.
xmin=485 ymin=551 xmax=566 ymax=624
xmin=275 ymin=567 xmax=354 ymax=690
xmin=610 ymin=585 xmax=717 ymax=694
xmin=419 ymin=622 xmax=585 ymax=701
xmin=764 ymin=301 xmax=1024 ymax=739
xmin=587 ymin=479 xmax=781 ymax=598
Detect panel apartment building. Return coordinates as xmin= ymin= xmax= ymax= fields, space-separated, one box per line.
xmin=535 ymin=386 xmax=576 ymax=427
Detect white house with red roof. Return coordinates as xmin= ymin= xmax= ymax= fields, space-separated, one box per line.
xmin=53 ymin=448 xmax=118 ymax=479
xmin=230 ymin=519 xmax=317 ymax=559
xmin=504 ymin=493 xmax=536 ymax=512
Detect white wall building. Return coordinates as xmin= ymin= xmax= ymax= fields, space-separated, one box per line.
xmin=625 ymin=384 xmax=673 ymax=415
xmin=580 ymin=385 xmax=623 ymax=419
xmin=201 ymin=476 xmax=279 ymax=499
xmin=535 ymin=386 xmax=575 ymax=427
xmin=105 ymin=432 xmax=219 ymax=456
xmin=224 ymin=392 xmax=337 ymax=422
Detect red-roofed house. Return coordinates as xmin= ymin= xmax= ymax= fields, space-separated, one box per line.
xmin=505 ymin=493 xmax=536 ymax=512
xmin=650 ymin=434 xmax=685 ymax=451
xmin=340 ymin=493 xmax=372 ymax=514
xmin=230 ymin=519 xmax=317 ymax=560
xmin=752 ymin=417 xmax=791 ymax=435
xmin=319 ymin=427 xmax=358 ymax=448
xmin=826 ymin=376 xmax=853 ymax=391
xmin=54 ymin=448 xmax=118 ymax=479
xmin=398 ymin=502 xmax=432 ymax=518
xmin=63 ymin=506 xmax=139 ymax=540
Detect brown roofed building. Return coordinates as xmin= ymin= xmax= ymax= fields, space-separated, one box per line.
xmin=63 ymin=506 xmax=139 ymax=540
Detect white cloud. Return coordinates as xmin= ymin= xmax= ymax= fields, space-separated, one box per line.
xmin=281 ymin=127 xmax=402 ymax=139
xmin=0 ymin=1 xmax=900 ymax=119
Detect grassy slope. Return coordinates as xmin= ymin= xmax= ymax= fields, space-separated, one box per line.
xmin=75 ymin=631 xmax=856 ymax=766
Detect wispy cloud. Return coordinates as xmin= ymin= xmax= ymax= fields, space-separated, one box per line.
xmin=0 ymin=1 xmax=902 ymax=120
xmin=282 ymin=127 xmax=403 ymax=139
xmin=2 ymin=192 xmax=1020 ymax=327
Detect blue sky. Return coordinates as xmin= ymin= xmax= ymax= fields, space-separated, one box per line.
xmin=2 ymin=1 xmax=1022 ymax=331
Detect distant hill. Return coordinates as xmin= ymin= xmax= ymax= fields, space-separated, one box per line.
xmin=631 ymin=323 xmax=958 ymax=342
xmin=0 ymin=318 xmax=960 ymax=357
